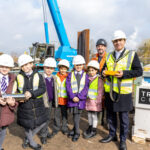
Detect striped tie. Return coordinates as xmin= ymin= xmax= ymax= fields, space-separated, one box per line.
xmin=1 ymin=76 xmax=7 ymax=93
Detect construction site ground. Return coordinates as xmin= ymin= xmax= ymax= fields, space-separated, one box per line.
xmin=4 ymin=110 xmax=150 ymax=150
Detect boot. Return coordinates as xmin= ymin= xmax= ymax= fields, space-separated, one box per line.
xmin=83 ymin=127 xmax=97 ymax=139
xmin=22 ymin=137 xmax=29 ymax=149
xmin=83 ymin=125 xmax=92 ymax=137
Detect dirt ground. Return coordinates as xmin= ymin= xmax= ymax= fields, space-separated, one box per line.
xmin=3 ymin=111 xmax=150 ymax=150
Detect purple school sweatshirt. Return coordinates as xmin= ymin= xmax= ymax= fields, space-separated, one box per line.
xmin=66 ymin=71 xmax=89 ymax=109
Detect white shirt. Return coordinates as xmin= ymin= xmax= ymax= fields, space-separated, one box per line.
xmin=115 ymin=48 xmax=124 ymax=60
xmin=0 ymin=73 xmax=9 ymax=94
xmin=75 ymin=70 xmax=82 ymax=75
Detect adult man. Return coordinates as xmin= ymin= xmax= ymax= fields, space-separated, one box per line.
xmin=100 ymin=30 xmax=143 ymax=150
xmin=92 ymin=39 xmax=107 ymax=73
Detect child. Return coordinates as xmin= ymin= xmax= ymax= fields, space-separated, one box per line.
xmin=16 ymin=54 xmax=48 ymax=150
xmin=66 ymin=55 xmax=89 ymax=142
xmin=52 ymin=59 xmax=69 ymax=136
xmin=0 ymin=54 xmax=18 ymax=150
xmin=39 ymin=57 xmax=58 ymax=144
xmin=83 ymin=60 xmax=104 ymax=139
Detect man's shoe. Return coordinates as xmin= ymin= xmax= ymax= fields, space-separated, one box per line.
xmin=119 ymin=142 xmax=127 ymax=150
xmin=99 ymin=135 xmax=117 ymax=143
xmin=72 ymin=134 xmax=80 ymax=142
xmin=22 ymin=137 xmax=29 ymax=149
xmin=29 ymin=144 xmax=42 ymax=150
xmin=40 ymin=137 xmax=47 ymax=144
xmin=68 ymin=130 xmax=74 ymax=138
xmin=62 ymin=130 xmax=69 ymax=135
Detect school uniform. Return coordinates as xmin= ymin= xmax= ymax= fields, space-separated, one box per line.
xmin=66 ymin=70 xmax=89 ymax=141
xmin=0 ymin=73 xmax=18 ymax=150
xmin=16 ymin=69 xmax=48 ymax=148
xmin=52 ymin=72 xmax=68 ymax=134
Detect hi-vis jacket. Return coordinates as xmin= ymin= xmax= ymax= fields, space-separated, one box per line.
xmin=104 ymin=49 xmax=135 ymax=94
xmin=87 ymin=76 xmax=98 ymax=100
xmin=16 ymin=70 xmax=47 ymax=129
xmin=56 ymin=75 xmax=67 ymax=98
xmin=71 ymin=71 xmax=86 ymax=93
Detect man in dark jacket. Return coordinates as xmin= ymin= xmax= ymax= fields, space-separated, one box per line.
xmin=100 ymin=30 xmax=143 ymax=150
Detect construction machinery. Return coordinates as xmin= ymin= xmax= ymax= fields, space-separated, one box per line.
xmin=30 ymin=0 xmax=77 ymax=71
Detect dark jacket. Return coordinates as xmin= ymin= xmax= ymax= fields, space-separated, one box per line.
xmin=17 ymin=69 xmax=48 ymax=129
xmin=105 ymin=49 xmax=143 ymax=112
xmin=0 ymin=74 xmax=18 ymax=128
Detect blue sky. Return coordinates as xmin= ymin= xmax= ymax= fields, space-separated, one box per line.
xmin=0 ymin=0 xmax=150 ymax=55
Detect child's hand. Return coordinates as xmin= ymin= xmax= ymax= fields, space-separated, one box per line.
xmin=25 ymin=91 xmax=32 ymax=100
xmin=0 ymin=97 xmax=6 ymax=106
xmin=73 ymin=97 xmax=79 ymax=102
xmin=6 ymin=97 xmax=15 ymax=107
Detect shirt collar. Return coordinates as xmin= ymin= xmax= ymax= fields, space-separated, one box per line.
xmin=115 ymin=48 xmax=124 ymax=55
xmin=75 ymin=70 xmax=82 ymax=75
xmin=44 ymin=73 xmax=52 ymax=78
xmin=0 ymin=73 xmax=9 ymax=80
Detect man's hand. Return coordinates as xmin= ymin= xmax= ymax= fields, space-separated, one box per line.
xmin=25 ymin=91 xmax=32 ymax=100
xmin=102 ymin=67 xmax=108 ymax=77
xmin=115 ymin=70 xmax=123 ymax=78
xmin=73 ymin=97 xmax=79 ymax=102
xmin=6 ymin=97 xmax=15 ymax=107
xmin=0 ymin=97 xmax=6 ymax=106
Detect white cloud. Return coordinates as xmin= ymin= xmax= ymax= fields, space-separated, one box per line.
xmin=0 ymin=0 xmax=150 ymax=54
xmin=13 ymin=34 xmax=23 ymax=40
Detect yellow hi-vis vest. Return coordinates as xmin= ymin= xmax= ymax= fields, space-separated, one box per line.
xmin=104 ymin=49 xmax=135 ymax=94
xmin=87 ymin=76 xmax=98 ymax=100
xmin=71 ymin=71 xmax=86 ymax=93
xmin=56 ymin=75 xmax=67 ymax=98
xmin=16 ymin=73 xmax=43 ymax=98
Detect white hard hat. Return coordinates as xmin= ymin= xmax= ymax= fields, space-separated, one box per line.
xmin=73 ymin=55 xmax=85 ymax=65
xmin=87 ymin=60 xmax=99 ymax=70
xmin=112 ymin=30 xmax=126 ymax=41
xmin=58 ymin=59 xmax=69 ymax=68
xmin=18 ymin=54 xmax=33 ymax=67
xmin=43 ymin=57 xmax=56 ymax=68
xmin=0 ymin=54 xmax=14 ymax=67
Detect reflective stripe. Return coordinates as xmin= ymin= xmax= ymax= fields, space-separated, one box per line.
xmin=106 ymin=52 xmax=112 ymax=61
xmin=105 ymin=82 xmax=132 ymax=87
xmin=87 ymin=77 xmax=98 ymax=100
xmin=56 ymin=75 xmax=67 ymax=98
xmin=71 ymin=71 xmax=86 ymax=93
xmin=88 ymin=89 xmax=98 ymax=93
xmin=17 ymin=73 xmax=43 ymax=98
xmin=126 ymin=51 xmax=135 ymax=70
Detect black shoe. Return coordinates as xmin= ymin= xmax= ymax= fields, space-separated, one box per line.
xmin=62 ymin=130 xmax=69 ymax=135
xmin=40 ymin=137 xmax=47 ymax=144
xmin=119 ymin=142 xmax=127 ymax=150
xmin=68 ymin=130 xmax=75 ymax=138
xmin=29 ymin=144 xmax=42 ymax=150
xmin=99 ymin=135 xmax=117 ymax=143
xmin=1 ymin=149 xmax=4 ymax=150
xmin=51 ymin=130 xmax=58 ymax=137
xmin=47 ymin=132 xmax=53 ymax=139
xmin=83 ymin=129 xmax=97 ymax=139
xmin=72 ymin=134 xmax=80 ymax=142
xmin=22 ymin=137 xmax=29 ymax=149
xmin=83 ymin=125 xmax=92 ymax=137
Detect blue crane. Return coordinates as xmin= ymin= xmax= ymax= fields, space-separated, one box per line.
xmin=42 ymin=0 xmax=77 ymax=68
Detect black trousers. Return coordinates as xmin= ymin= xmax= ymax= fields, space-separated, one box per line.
xmin=107 ymin=110 xmax=129 ymax=142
